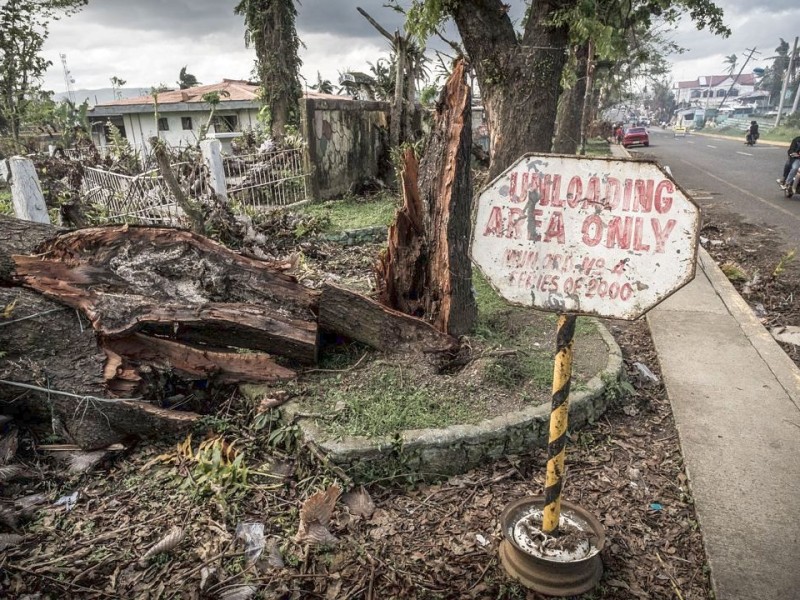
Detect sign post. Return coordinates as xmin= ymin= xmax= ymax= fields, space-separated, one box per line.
xmin=472 ymin=153 xmax=699 ymax=594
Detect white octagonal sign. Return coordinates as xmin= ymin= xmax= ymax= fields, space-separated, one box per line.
xmin=471 ymin=154 xmax=699 ymax=320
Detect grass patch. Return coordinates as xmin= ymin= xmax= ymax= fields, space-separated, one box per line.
xmin=0 ymin=186 xmax=12 ymax=216
xmin=584 ymin=138 xmax=611 ymax=156
xmin=318 ymin=366 xmax=482 ymax=438
xmin=300 ymin=192 xmax=398 ymax=233
xmin=297 ymin=273 xmax=606 ymax=439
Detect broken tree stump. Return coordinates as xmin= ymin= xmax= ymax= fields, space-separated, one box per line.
xmin=376 ymin=58 xmax=477 ymax=337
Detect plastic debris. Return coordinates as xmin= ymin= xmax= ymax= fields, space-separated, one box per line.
xmin=54 ymin=491 xmax=79 ymax=511
xmin=141 ymin=526 xmax=184 ymax=562
xmin=649 ymin=503 xmax=663 ymax=511
xmin=234 ymin=522 xmax=265 ymax=564
xmin=633 ymin=362 xmax=659 ymax=384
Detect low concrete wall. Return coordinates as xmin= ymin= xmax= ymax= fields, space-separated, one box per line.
xmin=279 ymin=322 xmax=622 ymax=482
xmin=301 ymin=97 xmax=390 ymax=200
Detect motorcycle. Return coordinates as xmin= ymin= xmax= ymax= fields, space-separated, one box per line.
xmin=782 ymin=154 xmax=800 ymax=198
xmin=784 ymin=169 xmax=800 ymax=198
xmin=745 ymin=132 xmax=759 ymax=146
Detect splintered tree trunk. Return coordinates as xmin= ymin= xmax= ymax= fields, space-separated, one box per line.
xmin=376 ymin=59 xmax=477 ymax=337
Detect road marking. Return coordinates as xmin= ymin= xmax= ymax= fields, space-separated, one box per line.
xmin=707 ymin=145 xmax=717 ymax=149
xmin=679 ymin=158 xmax=800 ymax=223
xmin=737 ymin=151 xmax=753 ymax=156
xmin=687 ymin=141 xmax=695 ymax=144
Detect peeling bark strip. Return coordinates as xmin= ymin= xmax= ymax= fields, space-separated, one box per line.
xmin=376 ymin=59 xmax=477 ymax=337
xmin=22 ymin=225 xmax=318 ymax=317
xmin=319 ymin=283 xmax=457 ymax=354
xmin=104 ymin=334 xmax=295 ymax=388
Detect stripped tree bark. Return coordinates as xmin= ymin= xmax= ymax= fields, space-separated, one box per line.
xmin=376 ymin=59 xmax=477 ymax=337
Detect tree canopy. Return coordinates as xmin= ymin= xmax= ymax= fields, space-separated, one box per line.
xmin=177 ymin=66 xmax=200 ymax=90
xmin=0 ymin=0 xmax=87 ymax=142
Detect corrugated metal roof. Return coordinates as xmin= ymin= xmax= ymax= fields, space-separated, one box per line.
xmin=93 ymin=80 xmax=352 ymax=109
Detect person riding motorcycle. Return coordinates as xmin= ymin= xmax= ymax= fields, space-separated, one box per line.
xmin=778 ymin=135 xmax=800 ymax=195
xmin=745 ymin=121 xmax=760 ymax=146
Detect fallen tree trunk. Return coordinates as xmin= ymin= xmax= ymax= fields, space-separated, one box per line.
xmin=318 ymin=283 xmax=458 ymax=354
xmin=1 ymin=214 xmax=467 ymax=449
xmin=0 ymin=217 xmax=313 ymax=448
xmin=0 ymin=260 xmax=202 ymax=450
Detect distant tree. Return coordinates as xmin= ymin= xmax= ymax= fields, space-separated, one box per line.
xmin=177 ymin=66 xmax=199 ymax=89
xmin=199 ymin=90 xmax=231 ymax=139
xmin=0 ymin=0 xmax=86 ymax=142
xmin=234 ymin=0 xmax=302 ymax=140
xmin=760 ymin=39 xmax=791 ymax=106
xmin=110 ymin=75 xmax=127 ymax=99
xmin=723 ymin=53 xmax=738 ymax=76
xmin=309 ymin=71 xmax=334 ymax=95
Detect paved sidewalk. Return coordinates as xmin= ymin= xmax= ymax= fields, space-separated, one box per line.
xmin=648 ymin=249 xmax=800 ymax=600
xmin=609 ymin=143 xmax=800 ymax=598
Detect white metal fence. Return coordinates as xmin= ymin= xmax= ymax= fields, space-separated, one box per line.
xmin=79 ymin=146 xmax=309 ymax=226
xmin=82 ymin=166 xmax=186 ymax=225
xmin=223 ymin=147 xmax=308 ymax=210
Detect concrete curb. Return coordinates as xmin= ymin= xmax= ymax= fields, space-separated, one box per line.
xmin=697 ymin=247 xmax=800 ymax=410
xmin=281 ymin=320 xmax=623 ymax=482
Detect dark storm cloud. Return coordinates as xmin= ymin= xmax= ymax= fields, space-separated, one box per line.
xmin=69 ymin=0 xmax=409 ymax=43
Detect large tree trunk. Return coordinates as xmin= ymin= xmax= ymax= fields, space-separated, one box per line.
xmin=452 ymin=0 xmax=571 ymax=177
xmin=376 ymin=59 xmax=477 ymax=337
xmin=553 ymin=44 xmax=589 ymax=155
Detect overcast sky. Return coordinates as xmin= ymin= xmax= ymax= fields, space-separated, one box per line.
xmin=40 ymin=0 xmax=798 ymax=97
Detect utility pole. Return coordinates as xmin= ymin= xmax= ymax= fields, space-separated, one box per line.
xmin=775 ymin=37 xmax=798 ymax=127
xmin=718 ymin=47 xmax=760 ymax=114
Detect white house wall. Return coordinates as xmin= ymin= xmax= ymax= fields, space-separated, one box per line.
xmin=115 ymin=108 xmax=261 ymax=154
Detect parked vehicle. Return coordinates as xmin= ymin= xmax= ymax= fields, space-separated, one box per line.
xmin=622 ymin=127 xmax=649 ymax=148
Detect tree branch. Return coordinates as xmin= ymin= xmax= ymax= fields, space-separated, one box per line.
xmin=356 ymin=6 xmax=395 ymax=44
xmin=150 ymin=139 xmax=205 ymax=235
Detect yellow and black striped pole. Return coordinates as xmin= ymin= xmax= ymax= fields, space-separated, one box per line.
xmin=542 ymin=314 xmax=577 ymax=534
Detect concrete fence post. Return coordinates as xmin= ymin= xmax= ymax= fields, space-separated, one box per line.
xmin=9 ymin=156 xmax=51 ymax=224
xmin=200 ymin=139 xmax=227 ymax=202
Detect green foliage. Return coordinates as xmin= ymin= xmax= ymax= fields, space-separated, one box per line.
xmin=0 ymin=186 xmax=11 ymax=215
xmin=0 ymin=0 xmax=86 ymax=143
xmin=720 ymin=261 xmax=748 ymax=282
xmin=309 ymin=71 xmax=334 ymax=95
xmin=601 ymin=371 xmax=635 ymax=405
xmin=177 ymin=66 xmax=199 ymax=90
xmin=234 ymin=0 xmax=302 ymax=137
xmin=772 ymin=249 xmax=796 ymax=280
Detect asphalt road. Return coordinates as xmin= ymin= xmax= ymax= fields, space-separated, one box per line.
xmin=626 ymin=128 xmax=798 ymax=247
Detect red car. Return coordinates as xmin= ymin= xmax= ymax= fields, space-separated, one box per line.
xmin=622 ymin=127 xmax=649 ymax=148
